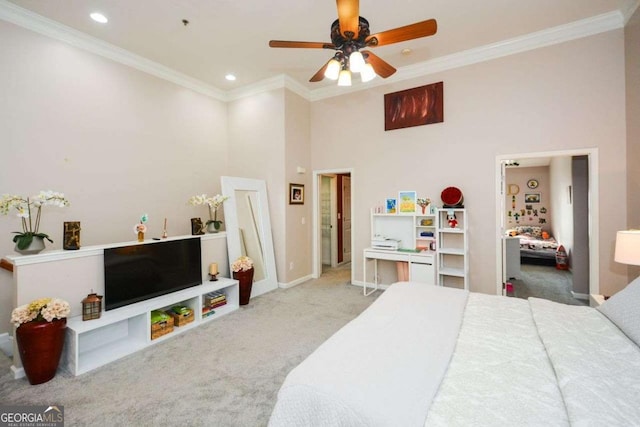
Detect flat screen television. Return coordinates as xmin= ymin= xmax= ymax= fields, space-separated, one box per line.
xmin=104 ymin=238 xmax=202 ymax=311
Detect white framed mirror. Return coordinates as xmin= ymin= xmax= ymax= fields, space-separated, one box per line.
xmin=221 ymin=176 xmax=278 ymax=298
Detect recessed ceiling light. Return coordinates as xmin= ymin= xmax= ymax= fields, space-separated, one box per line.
xmin=225 ymin=74 xmax=236 ymax=81
xmin=90 ymin=12 xmax=108 ymax=24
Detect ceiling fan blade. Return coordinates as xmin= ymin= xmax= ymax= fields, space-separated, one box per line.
xmin=309 ymin=60 xmax=331 ymax=82
xmin=366 ymin=19 xmax=437 ymax=47
xmin=269 ymin=40 xmax=336 ymax=49
xmin=336 ymin=0 xmax=359 ymax=37
xmin=362 ymin=50 xmax=396 ymax=78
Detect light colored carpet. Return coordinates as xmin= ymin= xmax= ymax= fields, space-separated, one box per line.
xmin=509 ymin=264 xmax=587 ymax=306
xmin=0 ymin=264 xmax=380 ymax=426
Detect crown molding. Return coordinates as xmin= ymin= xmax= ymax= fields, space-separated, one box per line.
xmin=310 ymin=10 xmax=624 ymax=101
xmin=622 ymin=0 xmax=640 ymax=23
xmin=0 ymin=0 xmax=226 ymax=101
xmin=225 ymin=74 xmax=310 ymax=102
xmin=0 ymin=0 xmax=627 ymax=103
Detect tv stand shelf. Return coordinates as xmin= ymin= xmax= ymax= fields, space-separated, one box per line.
xmin=63 ymin=277 xmax=239 ymax=376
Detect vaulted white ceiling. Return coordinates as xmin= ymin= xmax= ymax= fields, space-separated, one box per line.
xmin=3 ymin=0 xmax=638 ymax=99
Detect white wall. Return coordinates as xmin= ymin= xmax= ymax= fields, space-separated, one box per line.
xmin=310 ymin=30 xmax=628 ymax=296
xmin=0 ymin=21 xmax=228 ymax=332
xmin=549 ymin=157 xmax=574 ymax=257
xmin=226 ymin=89 xmax=287 ymax=281
xmin=625 ymin=7 xmax=640 ymax=281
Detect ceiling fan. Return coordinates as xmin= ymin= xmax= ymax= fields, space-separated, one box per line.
xmin=269 ymin=0 xmax=437 ymax=86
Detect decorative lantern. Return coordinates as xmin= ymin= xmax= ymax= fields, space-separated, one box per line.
xmin=82 ymin=292 xmax=103 ymax=321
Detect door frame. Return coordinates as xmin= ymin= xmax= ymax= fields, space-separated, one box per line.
xmin=312 ymin=168 xmax=355 ymax=280
xmin=495 ymin=148 xmax=599 ymax=296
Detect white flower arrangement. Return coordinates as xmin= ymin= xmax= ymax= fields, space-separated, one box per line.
xmin=231 ymin=256 xmax=254 ymax=272
xmin=0 ymin=190 xmax=69 ymax=249
xmin=188 ymin=194 xmax=229 ymax=226
xmin=11 ymin=297 xmax=71 ymax=327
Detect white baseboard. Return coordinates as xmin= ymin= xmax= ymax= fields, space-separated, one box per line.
xmin=279 ymin=274 xmax=313 ymax=289
xmin=571 ymin=291 xmax=589 ymax=300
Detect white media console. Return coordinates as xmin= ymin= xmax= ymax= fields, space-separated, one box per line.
xmin=3 ymin=233 xmax=233 ymax=379
xmin=64 ymin=277 xmax=238 ymax=375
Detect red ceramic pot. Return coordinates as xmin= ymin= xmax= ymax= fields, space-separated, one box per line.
xmin=15 ymin=318 xmax=67 ymax=385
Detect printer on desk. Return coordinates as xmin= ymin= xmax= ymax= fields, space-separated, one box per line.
xmin=371 ymin=235 xmax=400 ymax=251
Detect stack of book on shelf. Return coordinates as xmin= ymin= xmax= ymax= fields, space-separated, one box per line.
xmin=202 ymin=290 xmax=227 ymax=318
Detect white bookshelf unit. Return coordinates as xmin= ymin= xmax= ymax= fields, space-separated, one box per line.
xmin=63 ymin=278 xmax=238 ymax=376
xmin=437 ymin=208 xmax=469 ymax=290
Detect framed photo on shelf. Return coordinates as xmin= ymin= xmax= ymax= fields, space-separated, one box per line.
xmin=524 ymin=193 xmax=540 ymax=203
xmin=289 ymin=183 xmax=304 ymax=204
xmin=398 ymin=191 xmax=417 ymax=214
xmin=385 ymin=198 xmax=397 ymax=214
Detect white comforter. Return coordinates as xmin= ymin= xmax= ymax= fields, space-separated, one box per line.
xmin=269 ymin=283 xmax=640 ymax=426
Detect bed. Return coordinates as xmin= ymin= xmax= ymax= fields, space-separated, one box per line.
xmin=508 ymin=225 xmax=559 ymax=266
xmin=269 ymin=279 xmax=640 ymax=426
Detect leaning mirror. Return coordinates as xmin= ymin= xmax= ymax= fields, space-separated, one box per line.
xmin=221 ymin=176 xmax=278 ymax=299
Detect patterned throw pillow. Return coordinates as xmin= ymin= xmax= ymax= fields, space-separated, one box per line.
xmin=598 ymin=276 xmax=640 ymax=347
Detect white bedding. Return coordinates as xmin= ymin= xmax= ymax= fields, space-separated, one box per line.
xmin=269 ymin=283 xmax=640 ymax=426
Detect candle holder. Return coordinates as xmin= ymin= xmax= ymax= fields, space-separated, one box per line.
xmin=209 ymin=262 xmax=219 ymax=281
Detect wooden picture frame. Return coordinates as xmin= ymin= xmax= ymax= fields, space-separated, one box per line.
xmin=289 ymin=183 xmax=304 ymax=205
xmin=384 ymin=81 xmax=444 ymax=131
xmin=398 ymin=191 xmax=417 ymax=214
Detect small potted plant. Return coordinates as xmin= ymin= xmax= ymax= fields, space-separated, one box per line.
xmin=188 ymin=194 xmax=229 ymax=233
xmin=232 ymin=256 xmax=254 ymax=305
xmin=11 ymin=297 xmax=71 ymax=385
xmin=0 ymin=191 xmax=69 ymax=254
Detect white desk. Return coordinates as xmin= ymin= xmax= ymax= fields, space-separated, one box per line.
xmin=363 ymin=248 xmax=435 ymax=296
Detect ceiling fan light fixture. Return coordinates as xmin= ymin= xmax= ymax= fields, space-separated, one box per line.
xmin=349 ymin=51 xmax=365 ymax=73
xmin=338 ymin=69 xmax=352 ymax=87
xmin=324 ymin=58 xmax=341 ymax=80
xmin=360 ymin=63 xmax=376 ymax=83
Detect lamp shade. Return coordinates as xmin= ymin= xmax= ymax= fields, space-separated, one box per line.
xmin=360 ymin=63 xmax=376 ymax=83
xmin=338 ymin=69 xmax=352 ymax=86
xmin=324 ymin=59 xmax=341 ymax=80
xmin=614 ymin=230 xmax=640 ymax=265
xmin=349 ymin=51 xmax=365 ymax=73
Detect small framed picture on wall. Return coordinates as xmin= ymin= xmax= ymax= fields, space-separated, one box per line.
xmin=386 ymin=198 xmax=397 ymax=214
xmin=525 ymin=193 xmax=541 ymax=203
xmin=289 ymin=183 xmax=304 ymax=204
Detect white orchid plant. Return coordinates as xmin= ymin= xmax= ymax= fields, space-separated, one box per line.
xmin=0 ymin=191 xmax=69 ymax=249
xmin=188 ymin=194 xmax=229 ymax=228
xmin=231 ymin=256 xmax=254 ymax=273
xmin=11 ymin=297 xmax=71 ymax=327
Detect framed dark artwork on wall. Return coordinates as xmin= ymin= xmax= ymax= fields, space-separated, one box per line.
xmin=384 ymin=81 xmax=444 ymax=131
xmin=289 ymin=183 xmax=304 ymax=205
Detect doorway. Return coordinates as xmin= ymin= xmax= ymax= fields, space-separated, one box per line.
xmin=313 ymin=169 xmax=355 ymax=281
xmin=495 ymin=149 xmax=600 ymax=299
